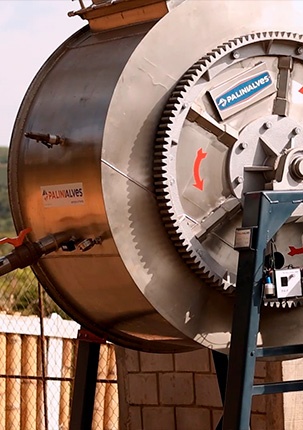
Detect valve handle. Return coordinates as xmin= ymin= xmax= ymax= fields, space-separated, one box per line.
xmin=0 ymin=228 xmax=32 ymax=248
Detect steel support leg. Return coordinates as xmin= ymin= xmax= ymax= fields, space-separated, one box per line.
xmin=69 ymin=330 xmax=101 ymax=430
xmin=212 ymin=350 xmax=228 ymax=430
xmin=222 ymin=191 xmax=303 ymax=430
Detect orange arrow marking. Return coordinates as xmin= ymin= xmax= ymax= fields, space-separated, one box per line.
xmin=193 ymin=148 xmax=207 ymax=191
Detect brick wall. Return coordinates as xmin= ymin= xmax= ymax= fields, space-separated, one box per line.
xmin=281 ymin=357 xmax=303 ymax=430
xmin=115 ymin=346 xmax=284 ymax=430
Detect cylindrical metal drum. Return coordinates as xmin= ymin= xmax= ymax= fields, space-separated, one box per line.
xmin=8 ymin=0 xmax=303 ymax=353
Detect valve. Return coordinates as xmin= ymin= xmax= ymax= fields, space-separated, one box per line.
xmin=0 ymin=228 xmax=32 ymax=248
xmin=77 ymin=236 xmax=103 ymax=252
xmin=25 ymin=131 xmax=65 ymax=149
xmin=0 ymin=230 xmax=76 ymax=277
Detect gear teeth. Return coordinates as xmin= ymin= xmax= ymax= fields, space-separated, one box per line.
xmin=155 ymin=138 xmax=168 ymax=144
xmin=153 ymin=30 xmax=302 ymax=309
xmin=154 ymin=184 xmax=167 ymax=192
xmin=154 ymin=155 xmax=167 ymax=162
xmin=158 ymin=124 xmax=172 ymax=130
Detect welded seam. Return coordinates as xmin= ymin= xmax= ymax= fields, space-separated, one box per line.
xmin=101 ymin=158 xmax=155 ymax=196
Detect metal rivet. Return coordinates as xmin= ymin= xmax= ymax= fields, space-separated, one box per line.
xmin=264 ymin=121 xmax=272 ymax=129
xmin=294 ymin=127 xmax=301 ymax=135
xmin=296 ymin=46 xmax=303 ymax=55
xmin=231 ymin=51 xmax=240 ymax=59
xmin=235 ymin=176 xmax=244 ymax=185
xmin=239 ymin=142 xmax=248 ymax=150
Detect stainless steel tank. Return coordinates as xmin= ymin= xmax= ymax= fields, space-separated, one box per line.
xmin=8 ymin=0 xmax=303 ymax=353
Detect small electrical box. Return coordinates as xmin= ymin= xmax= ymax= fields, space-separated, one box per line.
xmin=275 ymin=268 xmax=302 ymax=298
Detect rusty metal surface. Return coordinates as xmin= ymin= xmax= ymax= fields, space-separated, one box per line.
xmin=69 ymin=0 xmax=168 ymax=30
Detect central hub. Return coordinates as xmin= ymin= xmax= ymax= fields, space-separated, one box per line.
xmin=228 ymin=115 xmax=303 ymax=199
xmin=291 ymin=156 xmax=303 ymax=180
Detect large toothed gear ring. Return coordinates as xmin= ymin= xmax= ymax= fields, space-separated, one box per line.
xmin=154 ymin=32 xmax=303 ymax=308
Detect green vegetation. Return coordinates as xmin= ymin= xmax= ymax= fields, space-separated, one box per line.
xmin=0 ymin=147 xmax=14 ymax=235
xmin=0 ymin=166 xmax=7 ymax=186
xmin=0 ymin=147 xmax=9 ymax=165
xmin=0 ymin=147 xmax=67 ymax=318
xmin=0 ymin=267 xmax=68 ymax=318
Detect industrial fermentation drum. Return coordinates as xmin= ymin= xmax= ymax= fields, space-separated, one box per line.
xmin=7 ymin=0 xmax=303 ymax=353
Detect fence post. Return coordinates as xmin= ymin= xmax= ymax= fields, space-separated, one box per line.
xmin=92 ymin=344 xmax=109 ymax=429
xmin=0 ymin=313 xmax=118 ymax=430
xmin=0 ymin=333 xmax=6 ymax=429
xmin=59 ymin=339 xmax=74 ymax=430
xmin=47 ymin=337 xmax=63 ymax=430
xmin=104 ymin=345 xmax=119 ymax=430
xmin=21 ymin=335 xmax=37 ymax=430
xmin=37 ymin=336 xmax=47 ymax=430
xmin=6 ymin=333 xmax=21 ymax=429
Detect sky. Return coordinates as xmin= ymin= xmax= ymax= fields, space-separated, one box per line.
xmin=0 ymin=0 xmax=85 ymax=148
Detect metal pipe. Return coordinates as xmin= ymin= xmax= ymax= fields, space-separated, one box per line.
xmin=0 ymin=232 xmax=74 ymax=277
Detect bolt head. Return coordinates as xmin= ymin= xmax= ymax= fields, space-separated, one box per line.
xmin=236 ymin=176 xmax=244 ymax=185
xmin=240 ymin=142 xmax=248 ymax=150
xmin=294 ymin=127 xmax=301 ymax=135
xmin=264 ymin=121 xmax=273 ymax=129
xmin=231 ymin=51 xmax=240 ymax=59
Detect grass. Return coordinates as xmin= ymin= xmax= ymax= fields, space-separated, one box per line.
xmin=0 ymin=147 xmax=13 ymax=241
xmin=0 ymin=147 xmax=8 ymax=187
xmin=0 ymin=166 xmax=7 ymax=187
xmin=0 ymin=147 xmax=8 ymax=164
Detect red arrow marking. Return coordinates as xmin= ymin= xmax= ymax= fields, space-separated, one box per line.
xmin=193 ymin=148 xmax=207 ymax=190
xmin=288 ymin=245 xmax=303 ymax=256
xmin=299 ymin=87 xmax=303 ymax=94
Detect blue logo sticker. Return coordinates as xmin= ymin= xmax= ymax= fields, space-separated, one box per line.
xmin=215 ymin=72 xmax=272 ymax=111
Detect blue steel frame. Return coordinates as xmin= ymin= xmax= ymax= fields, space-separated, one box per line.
xmin=222 ymin=191 xmax=303 ymax=430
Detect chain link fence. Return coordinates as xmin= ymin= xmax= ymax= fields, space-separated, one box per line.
xmin=0 ymin=262 xmax=119 ymax=430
